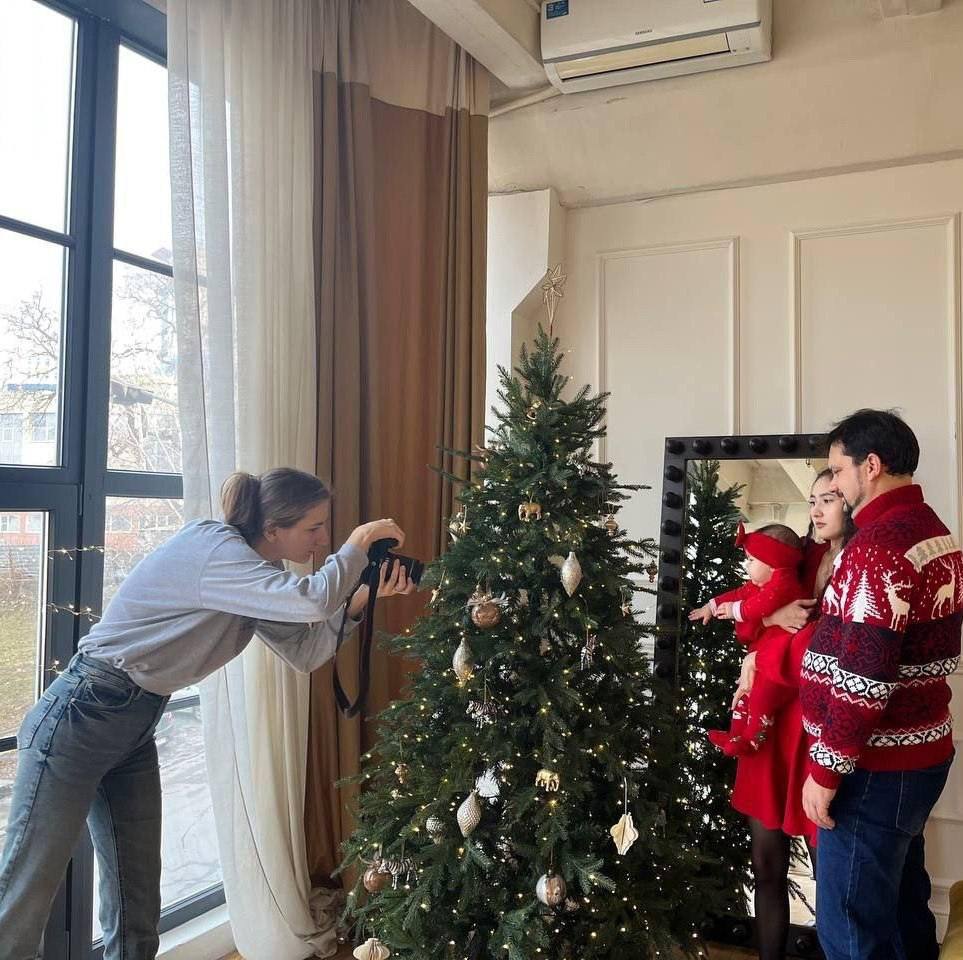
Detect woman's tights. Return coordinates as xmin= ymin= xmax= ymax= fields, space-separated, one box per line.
xmin=749 ymin=817 xmax=817 ymax=960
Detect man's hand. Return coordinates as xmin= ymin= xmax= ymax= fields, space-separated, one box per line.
xmin=688 ymin=604 xmax=713 ymax=625
xmin=763 ymin=598 xmax=818 ymax=634
xmin=731 ymin=651 xmax=757 ymax=710
xmin=802 ymin=774 xmax=837 ymax=830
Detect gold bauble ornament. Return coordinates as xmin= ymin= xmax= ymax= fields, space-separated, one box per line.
xmin=518 ymin=501 xmax=543 ymax=522
xmin=536 ymin=871 xmax=567 ymax=907
xmin=535 ymin=768 xmax=560 ymax=792
xmin=467 ymin=589 xmax=508 ymax=630
xmin=452 ymin=638 xmax=475 ymax=681
xmin=354 ymin=938 xmax=391 ymax=960
xmin=394 ymin=763 xmax=409 ymax=785
xmin=645 ymin=560 xmax=658 ymax=583
xmin=610 ymin=812 xmax=639 ymax=855
xmin=470 ymin=600 xmax=501 ymax=629
xmin=362 ymin=863 xmax=392 ymax=893
xmin=560 ymin=552 xmax=583 ymax=596
xmin=457 ymin=790 xmax=482 ymax=837
xmin=425 ymin=815 xmax=446 ymax=844
xmin=603 ymin=514 xmax=618 ymax=536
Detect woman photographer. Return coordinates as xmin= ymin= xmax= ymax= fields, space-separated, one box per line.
xmin=0 ymin=467 xmax=414 ymax=960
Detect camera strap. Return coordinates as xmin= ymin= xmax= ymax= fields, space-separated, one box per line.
xmin=332 ymin=577 xmax=380 ymax=718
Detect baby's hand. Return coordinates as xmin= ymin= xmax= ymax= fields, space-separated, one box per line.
xmin=715 ymin=602 xmax=736 ymax=620
xmin=688 ymin=604 xmax=713 ymax=625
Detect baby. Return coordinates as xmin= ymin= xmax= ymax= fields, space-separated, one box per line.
xmin=689 ymin=522 xmax=804 ymax=756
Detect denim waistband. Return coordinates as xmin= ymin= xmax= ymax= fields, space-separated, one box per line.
xmin=68 ymin=652 xmax=142 ymax=690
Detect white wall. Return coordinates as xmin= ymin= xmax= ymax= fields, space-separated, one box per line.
xmin=548 ymin=154 xmax=963 ymax=931
xmin=490 ymin=0 xmax=963 ymax=206
xmin=486 ymin=188 xmax=566 ymax=418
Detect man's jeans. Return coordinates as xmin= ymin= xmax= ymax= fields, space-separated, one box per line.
xmin=0 ymin=654 xmax=169 ymax=960
xmin=816 ymin=755 xmax=953 ymax=960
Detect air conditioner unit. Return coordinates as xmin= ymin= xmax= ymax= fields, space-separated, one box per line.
xmin=541 ymin=0 xmax=772 ymax=94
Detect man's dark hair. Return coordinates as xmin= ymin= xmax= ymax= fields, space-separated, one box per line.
xmin=826 ymin=409 xmax=919 ymax=476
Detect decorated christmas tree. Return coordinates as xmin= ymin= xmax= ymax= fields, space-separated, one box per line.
xmin=339 ymin=291 xmax=716 ymax=959
xmin=677 ymin=460 xmax=753 ymax=916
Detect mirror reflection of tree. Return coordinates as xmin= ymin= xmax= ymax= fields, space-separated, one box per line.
xmin=678 ymin=459 xmax=753 ymax=916
xmin=680 ymin=459 xmax=818 ymax=930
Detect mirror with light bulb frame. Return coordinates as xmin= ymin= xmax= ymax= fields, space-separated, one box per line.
xmin=655 ymin=433 xmax=830 ymax=959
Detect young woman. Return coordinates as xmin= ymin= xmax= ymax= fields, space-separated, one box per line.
xmin=0 ymin=467 xmax=415 ymax=960
xmin=728 ymin=468 xmax=851 ymax=960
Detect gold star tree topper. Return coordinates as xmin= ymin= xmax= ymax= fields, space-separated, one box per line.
xmin=541 ymin=263 xmax=567 ymax=335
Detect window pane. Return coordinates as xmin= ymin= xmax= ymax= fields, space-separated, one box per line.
xmin=107 ymin=263 xmax=181 ymax=473
xmin=0 ymin=0 xmax=76 ymax=232
xmin=0 ymin=230 xmax=66 ymax=467
xmin=103 ymin=498 xmax=184 ymax=609
xmin=0 ymin=512 xmax=47 ymax=741
xmin=114 ymin=46 xmax=171 ymax=262
xmin=0 ymin=752 xmax=19 ymax=850
xmin=92 ymin=702 xmax=221 ymax=940
xmin=95 ymin=499 xmax=220 ymax=939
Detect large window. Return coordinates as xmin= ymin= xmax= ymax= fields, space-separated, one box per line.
xmin=0 ymin=2 xmax=222 ymax=958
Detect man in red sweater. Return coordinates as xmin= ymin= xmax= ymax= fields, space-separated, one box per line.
xmin=801 ymin=409 xmax=961 ymax=960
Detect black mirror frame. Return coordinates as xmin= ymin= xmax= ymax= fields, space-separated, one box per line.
xmin=655 ymin=433 xmax=830 ymax=959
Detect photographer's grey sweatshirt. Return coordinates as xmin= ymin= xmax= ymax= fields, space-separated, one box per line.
xmin=78 ymin=519 xmax=368 ymax=695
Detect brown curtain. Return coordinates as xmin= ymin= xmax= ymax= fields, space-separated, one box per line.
xmin=305 ymin=0 xmax=488 ymax=885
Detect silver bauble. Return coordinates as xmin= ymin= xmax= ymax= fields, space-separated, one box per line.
xmin=536 ymin=871 xmax=567 ymax=907
xmin=457 ymin=790 xmax=483 ymax=837
xmin=354 ymin=938 xmax=391 ymax=960
xmin=560 ymin=552 xmax=583 ymax=596
xmin=425 ymin=815 xmax=446 ymax=844
xmin=452 ymin=638 xmax=475 ymax=681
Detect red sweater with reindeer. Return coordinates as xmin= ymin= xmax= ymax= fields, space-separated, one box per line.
xmin=800 ymin=485 xmax=962 ymax=789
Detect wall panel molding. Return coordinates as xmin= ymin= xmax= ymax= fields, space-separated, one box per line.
xmin=596 ymin=237 xmax=740 ymax=462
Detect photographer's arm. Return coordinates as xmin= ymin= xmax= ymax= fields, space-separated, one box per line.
xmin=254 ymin=558 xmax=416 ymax=673
xmin=199 ymin=518 xmax=406 ymax=623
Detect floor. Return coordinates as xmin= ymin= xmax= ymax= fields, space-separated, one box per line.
xmin=221 ymin=946 xmax=755 ymax=959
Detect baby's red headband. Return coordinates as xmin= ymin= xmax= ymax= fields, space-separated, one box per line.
xmin=735 ymin=522 xmax=802 ymax=570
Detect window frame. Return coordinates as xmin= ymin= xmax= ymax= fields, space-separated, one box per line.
xmin=0 ymin=2 xmax=223 ymax=957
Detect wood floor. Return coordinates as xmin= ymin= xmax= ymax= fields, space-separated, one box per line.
xmin=220 ymin=947 xmax=755 ymax=960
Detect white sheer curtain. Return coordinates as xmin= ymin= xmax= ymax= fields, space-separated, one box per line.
xmin=167 ymin=1 xmax=340 ymax=957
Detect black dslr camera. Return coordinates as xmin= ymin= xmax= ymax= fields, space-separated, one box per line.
xmin=333 ymin=537 xmax=424 ymax=719
xmin=363 ymin=537 xmax=424 ymax=587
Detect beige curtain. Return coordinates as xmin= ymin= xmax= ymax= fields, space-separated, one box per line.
xmin=305 ymin=0 xmax=488 ymax=884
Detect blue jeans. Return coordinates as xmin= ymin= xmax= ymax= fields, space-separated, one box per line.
xmin=816 ymin=756 xmax=953 ymax=960
xmin=0 ymin=654 xmax=169 ymax=960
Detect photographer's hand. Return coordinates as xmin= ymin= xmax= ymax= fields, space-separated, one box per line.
xmin=377 ymin=560 xmax=417 ymax=598
xmin=346 ymin=561 xmax=417 ymax=618
xmin=346 ymin=518 xmax=406 ymax=553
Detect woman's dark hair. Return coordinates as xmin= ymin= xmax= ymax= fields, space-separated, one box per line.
xmin=220 ymin=468 xmax=330 ymax=545
xmin=808 ymin=467 xmax=856 ymax=544
xmin=826 ymin=408 xmax=919 ymax=476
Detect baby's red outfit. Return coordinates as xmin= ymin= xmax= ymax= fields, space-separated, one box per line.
xmin=706 ymin=526 xmax=804 ymax=757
